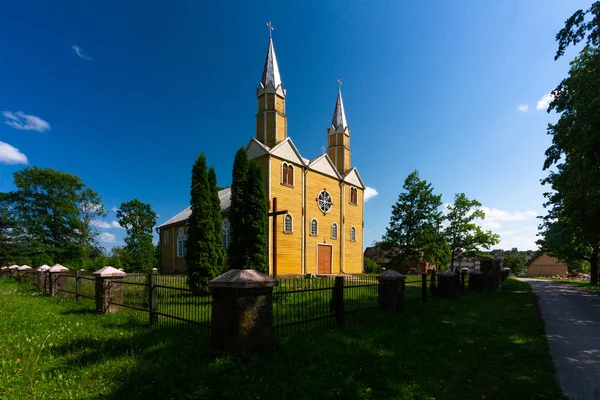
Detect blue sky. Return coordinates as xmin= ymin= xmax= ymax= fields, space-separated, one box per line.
xmin=0 ymin=0 xmax=591 ymax=250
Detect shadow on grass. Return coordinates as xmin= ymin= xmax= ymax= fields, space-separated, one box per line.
xmin=39 ymin=279 xmax=562 ymax=400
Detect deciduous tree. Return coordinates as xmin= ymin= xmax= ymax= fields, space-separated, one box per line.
xmin=116 ymin=199 xmax=157 ymax=272
xmin=444 ymin=193 xmax=499 ymax=272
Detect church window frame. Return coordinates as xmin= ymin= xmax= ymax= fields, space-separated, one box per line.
xmin=350 ymin=226 xmax=356 ymax=242
xmin=317 ymin=190 xmax=333 ymax=214
xmin=284 ymin=214 xmax=293 ymax=234
xmin=222 ymin=218 xmax=230 ymax=249
xmin=282 ymin=162 xmax=294 ymax=187
xmin=349 ymin=186 xmax=358 ymax=206
xmin=331 ymin=222 xmax=338 ymax=240
xmin=164 ymin=231 xmax=169 ymax=246
xmin=177 ymin=227 xmax=187 ymax=258
xmin=310 ymin=218 xmax=318 ymax=236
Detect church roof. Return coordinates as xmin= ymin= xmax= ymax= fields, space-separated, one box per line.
xmin=331 ymin=89 xmax=348 ymax=129
xmin=260 ymin=37 xmax=282 ymax=88
xmin=158 ymin=187 xmax=231 ymax=228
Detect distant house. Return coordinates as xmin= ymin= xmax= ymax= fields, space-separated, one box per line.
xmin=526 ymin=252 xmax=568 ymax=277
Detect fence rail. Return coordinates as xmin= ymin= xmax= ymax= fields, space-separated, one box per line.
xmin=1 ymin=267 xmax=483 ymax=346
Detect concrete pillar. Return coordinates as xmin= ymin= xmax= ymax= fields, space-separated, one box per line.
xmin=36 ymin=266 xmax=51 ymax=292
xmin=437 ymin=270 xmax=457 ymax=298
xmin=93 ymin=266 xmax=127 ymax=314
xmin=208 ymin=269 xmax=278 ymax=355
xmin=48 ymin=264 xmax=69 ymax=296
xmin=377 ymin=270 xmax=406 ymax=314
xmin=468 ymin=269 xmax=483 ymax=292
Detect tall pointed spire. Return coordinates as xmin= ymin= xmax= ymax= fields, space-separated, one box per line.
xmin=261 ymin=37 xmax=282 ymax=88
xmin=331 ymin=89 xmax=348 ymax=129
xmin=327 ymin=81 xmax=351 ymax=175
xmin=256 ymin=23 xmax=287 ymax=148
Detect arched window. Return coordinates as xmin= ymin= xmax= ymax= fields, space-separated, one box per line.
xmin=282 ymin=162 xmax=294 ymax=186
xmin=222 ymin=219 xmax=230 ymax=249
xmin=284 ymin=214 xmax=293 ymax=233
xmin=350 ymin=226 xmax=356 ymax=242
xmin=350 ymin=187 xmax=358 ymax=205
xmin=164 ymin=231 xmax=169 ymax=245
xmin=177 ymin=227 xmax=187 ymax=257
xmin=331 ymin=223 xmax=338 ymax=239
xmin=310 ymin=219 xmax=318 ymax=236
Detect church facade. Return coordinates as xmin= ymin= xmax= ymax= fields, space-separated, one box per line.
xmin=158 ymin=35 xmax=365 ymax=276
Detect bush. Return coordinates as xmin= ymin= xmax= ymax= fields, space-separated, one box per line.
xmin=364 ymin=257 xmax=380 ymax=274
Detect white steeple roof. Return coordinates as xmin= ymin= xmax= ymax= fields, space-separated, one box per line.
xmin=260 ymin=37 xmax=282 ymax=88
xmin=331 ymin=89 xmax=348 ymax=129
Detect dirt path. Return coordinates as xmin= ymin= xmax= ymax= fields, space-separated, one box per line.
xmin=522 ymin=279 xmax=600 ymax=400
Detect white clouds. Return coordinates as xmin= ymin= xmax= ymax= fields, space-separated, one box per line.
xmin=478 ymin=207 xmax=537 ymax=230
xmin=71 ymin=45 xmax=91 ymax=60
xmin=517 ymin=104 xmax=529 ymax=112
xmin=99 ymin=232 xmax=116 ymax=243
xmin=2 ymin=111 xmax=50 ymax=132
xmin=536 ymin=92 xmax=554 ymax=111
xmin=364 ymin=187 xmax=378 ymax=202
xmin=91 ymin=219 xmax=123 ymax=229
xmin=0 ymin=141 xmax=28 ymax=164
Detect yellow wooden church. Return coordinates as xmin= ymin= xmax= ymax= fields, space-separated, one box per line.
xmin=158 ymin=35 xmax=365 ymax=276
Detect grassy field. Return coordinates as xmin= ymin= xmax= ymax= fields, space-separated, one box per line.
xmin=0 ymin=278 xmax=562 ymax=400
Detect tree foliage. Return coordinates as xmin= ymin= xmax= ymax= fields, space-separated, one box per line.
xmin=116 ymin=199 xmax=157 ymax=272
xmin=444 ymin=193 xmax=499 ymax=272
xmin=227 ymin=148 xmax=269 ymax=272
xmin=228 ymin=147 xmax=250 ymax=269
xmin=382 ymin=170 xmax=444 ymax=266
xmin=540 ymin=3 xmax=600 ymax=284
xmin=185 ymin=155 xmax=224 ymax=293
xmin=3 ymin=167 xmax=105 ymax=266
xmin=245 ymin=161 xmax=268 ymax=273
xmin=503 ymin=248 xmax=527 ymax=275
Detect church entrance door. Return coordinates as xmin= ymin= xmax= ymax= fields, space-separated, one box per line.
xmin=317 ymin=244 xmax=332 ymax=274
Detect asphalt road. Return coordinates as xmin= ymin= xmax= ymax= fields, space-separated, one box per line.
xmin=523 ymin=279 xmax=600 ymax=400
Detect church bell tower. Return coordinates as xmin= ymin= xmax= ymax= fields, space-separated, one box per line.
xmin=327 ymin=85 xmax=351 ymax=175
xmin=256 ymin=25 xmax=287 ymax=148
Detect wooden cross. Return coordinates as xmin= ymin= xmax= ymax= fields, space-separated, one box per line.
xmin=268 ymin=197 xmax=288 ymax=278
xmin=266 ymin=21 xmax=275 ymax=38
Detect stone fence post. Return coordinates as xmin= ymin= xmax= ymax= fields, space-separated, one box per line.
xmin=377 ymin=270 xmax=406 ymax=313
xmin=48 ymin=264 xmax=69 ymax=296
xmin=208 ymin=269 xmax=278 ymax=355
xmin=93 ymin=266 xmax=126 ymax=314
xmin=36 ymin=265 xmax=51 ymax=293
xmin=437 ymin=270 xmax=457 ymax=298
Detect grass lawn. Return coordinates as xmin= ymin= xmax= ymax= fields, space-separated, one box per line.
xmin=0 ymin=278 xmax=562 ymax=400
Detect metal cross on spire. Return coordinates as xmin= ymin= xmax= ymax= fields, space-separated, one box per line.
xmin=337 ymin=78 xmax=343 ymax=91
xmin=266 ymin=21 xmax=275 ymax=38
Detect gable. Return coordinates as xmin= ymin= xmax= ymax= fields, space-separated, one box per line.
xmin=269 ymin=138 xmax=305 ymax=166
xmin=344 ymin=168 xmax=366 ymax=189
xmin=527 ymin=252 xmax=568 ymax=267
xmin=308 ymin=154 xmax=341 ymax=180
xmin=246 ymin=138 xmax=270 ymax=161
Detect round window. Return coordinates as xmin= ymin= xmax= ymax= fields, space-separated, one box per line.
xmin=317 ymin=190 xmax=332 ymax=213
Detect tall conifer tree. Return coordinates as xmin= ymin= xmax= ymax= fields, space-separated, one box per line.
xmin=186 ymin=154 xmax=219 ymax=293
xmin=245 ymin=161 xmax=268 ymax=273
xmin=208 ymin=166 xmax=225 ymax=273
xmin=228 ymin=148 xmax=249 ymax=269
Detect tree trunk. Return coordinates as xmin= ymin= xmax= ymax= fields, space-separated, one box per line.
xmin=590 ymin=247 xmax=598 ymax=286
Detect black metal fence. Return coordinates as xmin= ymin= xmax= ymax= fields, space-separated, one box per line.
xmin=2 ymin=269 xmax=473 ymax=341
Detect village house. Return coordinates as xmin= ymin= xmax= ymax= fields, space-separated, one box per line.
xmin=526 ymin=252 xmax=569 ymax=277
xmin=157 ymin=34 xmax=365 ymax=276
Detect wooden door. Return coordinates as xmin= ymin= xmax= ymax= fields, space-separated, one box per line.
xmin=317 ymin=245 xmax=332 ymax=274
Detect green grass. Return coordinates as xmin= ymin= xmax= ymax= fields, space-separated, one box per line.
xmin=0 ymin=278 xmax=562 ymax=400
